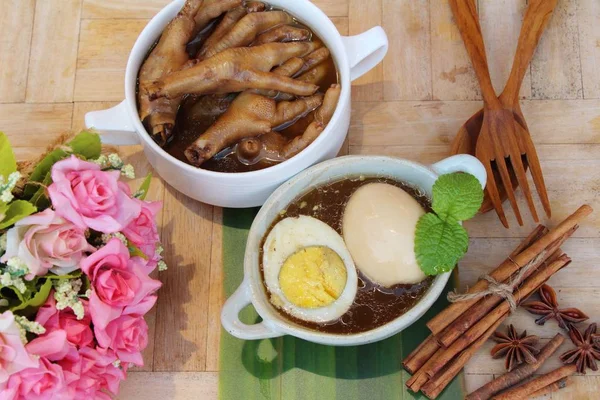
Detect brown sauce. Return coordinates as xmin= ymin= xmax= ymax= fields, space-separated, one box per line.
xmin=158 ymin=5 xmax=339 ymax=173
xmin=260 ymin=177 xmax=435 ymax=334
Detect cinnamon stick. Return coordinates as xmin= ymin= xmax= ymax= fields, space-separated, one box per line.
xmin=427 ymin=205 xmax=592 ymax=335
xmin=436 ymin=236 xmax=570 ymax=348
xmin=403 ymin=335 xmax=439 ymax=374
xmin=420 ymin=318 xmax=504 ymax=399
xmin=492 ymin=364 xmax=578 ymax=400
xmin=423 ymin=256 xmax=570 ymax=380
xmin=529 ymin=377 xmax=570 ymax=397
xmin=466 ymin=333 xmax=565 ymax=400
xmin=404 ymin=226 xmax=547 ymax=374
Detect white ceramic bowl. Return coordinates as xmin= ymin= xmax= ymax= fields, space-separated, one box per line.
xmin=221 ymin=154 xmax=487 ymax=345
xmin=84 ymin=0 xmax=389 ymax=207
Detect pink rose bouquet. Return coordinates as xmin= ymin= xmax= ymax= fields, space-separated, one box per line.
xmin=0 ymin=131 xmax=165 ymax=399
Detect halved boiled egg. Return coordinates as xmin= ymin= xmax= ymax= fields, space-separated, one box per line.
xmin=263 ymin=215 xmax=358 ymax=323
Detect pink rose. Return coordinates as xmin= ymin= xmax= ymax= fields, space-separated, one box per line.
xmin=35 ymin=295 xmax=93 ymax=349
xmin=122 ymin=199 xmax=161 ymax=260
xmin=95 ymin=314 xmax=148 ymax=366
xmin=81 ymin=238 xmax=161 ymax=330
xmin=59 ymin=347 xmax=125 ymax=399
xmin=0 ymin=357 xmax=67 ymax=400
xmin=0 ymin=311 xmax=38 ymax=384
xmin=26 ymin=330 xmax=77 ymax=363
xmin=1 ymin=209 xmax=95 ymax=279
xmin=48 ymin=155 xmax=141 ymax=234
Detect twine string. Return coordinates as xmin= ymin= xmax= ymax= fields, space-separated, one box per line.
xmin=447 ymin=251 xmax=547 ymax=312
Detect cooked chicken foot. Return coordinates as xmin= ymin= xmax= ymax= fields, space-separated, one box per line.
xmin=254 ymin=25 xmax=311 ymax=45
xmin=138 ymin=0 xmax=203 ymax=145
xmin=283 ymin=84 xmax=340 ymax=158
xmin=146 ymin=42 xmax=321 ymax=100
xmin=184 ymin=91 xmax=323 ymax=166
xmin=245 ymin=1 xmax=267 ymax=12
xmin=238 ymin=84 xmax=341 ymax=160
xmin=202 ymin=11 xmax=294 ymax=58
xmin=194 ymin=0 xmax=243 ymax=36
xmin=197 ymin=1 xmax=266 ymax=59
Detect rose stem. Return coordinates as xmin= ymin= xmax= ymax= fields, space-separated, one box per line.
xmin=420 ymin=318 xmax=504 ymax=399
xmin=436 ymin=231 xmax=572 ymax=348
xmin=529 ymin=377 xmax=570 ymax=397
xmin=491 ymin=364 xmax=578 ymax=400
xmin=423 ymin=256 xmax=571 ymax=380
xmin=404 ymin=225 xmax=548 ymax=374
xmin=427 ymin=204 xmax=592 ymax=335
xmin=465 ymin=333 xmax=565 ymax=400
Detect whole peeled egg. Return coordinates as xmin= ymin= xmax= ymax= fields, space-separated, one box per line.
xmin=262 ymin=215 xmax=358 ymax=323
xmin=342 ymin=182 xmax=427 ymax=287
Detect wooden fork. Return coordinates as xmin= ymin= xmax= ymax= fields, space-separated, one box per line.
xmin=449 ymin=0 xmax=548 ymax=228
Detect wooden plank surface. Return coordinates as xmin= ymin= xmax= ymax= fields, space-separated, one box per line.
xmin=1 ymin=0 xmax=599 ymax=398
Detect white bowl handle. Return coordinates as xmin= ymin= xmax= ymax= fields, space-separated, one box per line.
xmin=431 ymin=154 xmax=487 ymax=189
xmin=221 ymin=278 xmax=283 ymax=340
xmin=341 ymin=26 xmax=389 ymax=81
xmin=85 ymin=100 xmax=141 ymax=146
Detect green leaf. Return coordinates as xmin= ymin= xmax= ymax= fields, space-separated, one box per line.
xmin=23 ymin=131 xmax=102 ymax=198
xmin=0 ymin=132 xmax=17 ymax=178
xmin=10 ymin=278 xmax=53 ymax=312
xmin=29 ymin=171 xmax=53 ymax=210
xmin=68 ymin=130 xmax=101 ymax=160
xmin=128 ymin=242 xmax=148 ymax=260
xmin=23 ymin=149 xmax=68 ymax=198
xmin=0 ymin=200 xmax=37 ymax=229
xmin=415 ymin=213 xmax=469 ymax=276
xmin=136 ymin=173 xmax=152 ymax=200
xmin=432 ymin=172 xmax=484 ymax=222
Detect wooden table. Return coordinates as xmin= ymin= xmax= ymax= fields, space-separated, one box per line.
xmin=2 ymin=0 xmax=599 ymax=398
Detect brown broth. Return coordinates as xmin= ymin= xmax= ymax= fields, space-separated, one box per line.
xmin=158 ymin=6 xmax=339 ymax=173
xmin=260 ymin=177 xmax=435 ymax=334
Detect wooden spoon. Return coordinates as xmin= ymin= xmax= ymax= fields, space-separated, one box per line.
xmin=449 ymin=0 xmax=535 ymax=228
xmin=451 ymin=0 xmax=557 ymax=214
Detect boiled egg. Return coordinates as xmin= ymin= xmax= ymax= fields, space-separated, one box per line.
xmin=342 ymin=182 xmax=427 ymax=287
xmin=263 ymin=215 xmax=358 ymax=323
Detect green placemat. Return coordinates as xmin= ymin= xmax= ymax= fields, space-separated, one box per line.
xmin=219 ymin=208 xmax=465 ymax=400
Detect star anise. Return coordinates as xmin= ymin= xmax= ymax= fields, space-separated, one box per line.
xmin=490 ymin=324 xmax=540 ymax=371
xmin=521 ymin=284 xmax=589 ymax=329
xmin=559 ymin=323 xmax=600 ymax=374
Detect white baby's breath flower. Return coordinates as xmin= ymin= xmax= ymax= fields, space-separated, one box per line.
xmin=15 ymin=315 xmax=46 ymax=343
xmin=121 ymin=164 xmax=135 ymax=179
xmin=0 ymin=190 xmax=13 ymax=203
xmin=84 ymin=289 xmax=92 ymax=298
xmin=1 ymin=272 xmax=27 ymax=294
xmin=101 ymin=232 xmax=127 ymax=245
xmin=54 ymin=279 xmax=85 ymax=320
xmin=155 ymin=244 xmax=164 ymax=257
xmin=108 ymin=153 xmax=124 ymax=168
xmin=6 ymin=257 xmax=29 ymax=277
xmin=112 ymin=359 xmax=121 ymax=368
xmin=158 ymin=260 xmax=168 ymax=271
xmin=0 ymin=299 xmax=8 ymax=307
xmin=0 ymin=172 xmax=20 ymax=203
xmin=92 ymin=155 xmax=108 ymax=167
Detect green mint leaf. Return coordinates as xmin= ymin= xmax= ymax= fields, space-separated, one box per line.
xmin=414 ymin=213 xmax=469 ymax=276
xmin=0 ymin=132 xmax=17 ymax=178
xmin=0 ymin=200 xmax=37 ymax=229
xmin=23 ymin=149 xmax=68 ymax=198
xmin=432 ymin=173 xmax=484 ymax=222
xmin=10 ymin=278 xmax=53 ymax=312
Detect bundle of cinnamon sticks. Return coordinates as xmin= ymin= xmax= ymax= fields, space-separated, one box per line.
xmin=403 ymin=205 xmax=593 ymax=399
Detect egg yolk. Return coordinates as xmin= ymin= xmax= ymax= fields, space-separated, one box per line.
xmin=279 ymin=246 xmax=347 ymax=308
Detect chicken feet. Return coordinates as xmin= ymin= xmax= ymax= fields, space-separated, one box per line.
xmin=201 ymin=11 xmax=294 ymax=59
xmin=138 ymin=0 xmax=203 ymax=145
xmin=184 ymin=91 xmax=323 ymax=166
xmin=254 ymin=25 xmax=311 ymax=45
xmin=146 ymin=42 xmax=321 ymax=100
